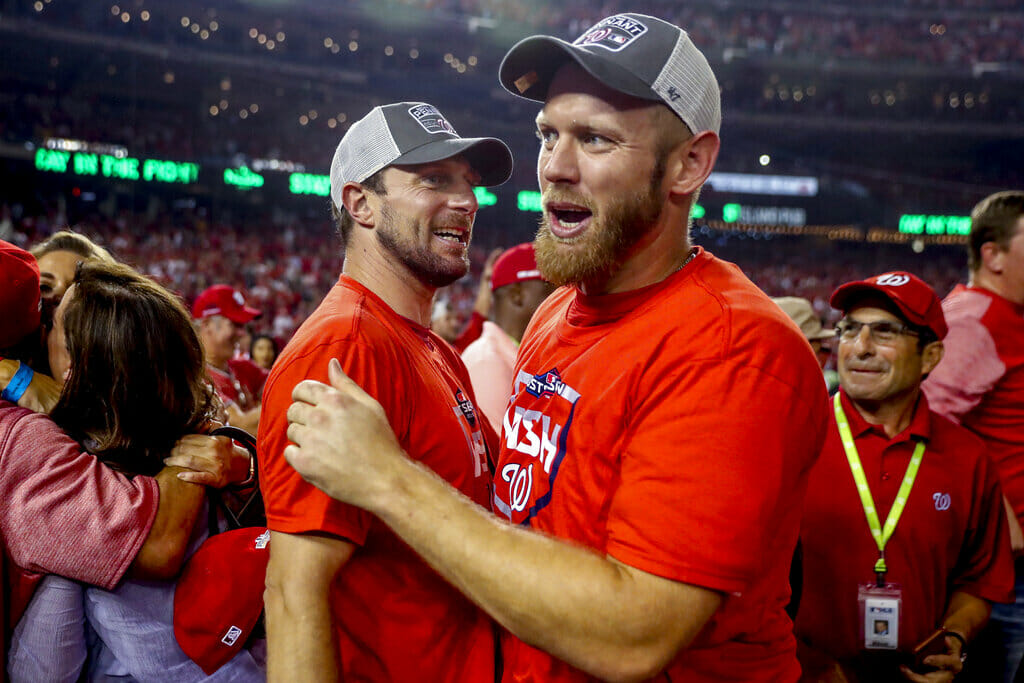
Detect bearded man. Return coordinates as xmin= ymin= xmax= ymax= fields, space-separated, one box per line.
xmin=257 ymin=102 xmax=513 ymax=682
xmin=281 ymin=15 xmax=828 ymax=682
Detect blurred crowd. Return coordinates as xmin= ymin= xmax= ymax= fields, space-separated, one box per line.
xmin=0 ymin=202 xmax=969 ymax=351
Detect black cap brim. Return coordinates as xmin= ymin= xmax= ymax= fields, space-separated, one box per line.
xmin=393 ymin=137 xmax=513 ymax=187
xmin=499 ymin=35 xmax=659 ymax=105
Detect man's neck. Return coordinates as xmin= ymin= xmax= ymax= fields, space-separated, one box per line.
xmin=848 ymin=388 xmax=921 ymax=439
xmin=969 ymin=271 xmax=1024 ymax=306
xmin=342 ymin=244 xmax=436 ymax=327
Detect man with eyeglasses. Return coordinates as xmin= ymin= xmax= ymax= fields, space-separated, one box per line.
xmin=794 ymin=271 xmax=1014 ymax=683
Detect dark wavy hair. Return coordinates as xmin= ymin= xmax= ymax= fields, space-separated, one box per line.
xmin=50 ymin=261 xmax=216 ymax=476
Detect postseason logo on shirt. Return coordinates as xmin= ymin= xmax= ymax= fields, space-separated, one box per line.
xmin=495 ymin=368 xmax=581 ymax=523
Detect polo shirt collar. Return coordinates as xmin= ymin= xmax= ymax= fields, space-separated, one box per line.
xmin=837 ymin=388 xmax=932 ymax=443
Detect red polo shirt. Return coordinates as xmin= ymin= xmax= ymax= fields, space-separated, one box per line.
xmin=797 ymin=390 xmax=1014 ymax=667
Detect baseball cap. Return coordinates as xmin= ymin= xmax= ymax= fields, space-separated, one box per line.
xmin=830 ymin=272 xmax=948 ymax=339
xmin=490 ymin=243 xmax=544 ymax=291
xmin=0 ymin=240 xmax=42 ymax=349
xmin=329 ymin=102 xmax=514 ymax=210
xmin=772 ymin=297 xmax=833 ymax=342
xmin=173 ymin=527 xmax=270 ymax=674
xmin=192 ymin=285 xmax=261 ymax=324
xmin=499 ymin=13 xmax=721 ymax=136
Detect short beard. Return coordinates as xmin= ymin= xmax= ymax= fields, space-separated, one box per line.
xmin=534 ymin=161 xmax=666 ymax=288
xmin=376 ymin=204 xmax=469 ymax=288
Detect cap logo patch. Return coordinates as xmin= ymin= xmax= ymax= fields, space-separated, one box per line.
xmin=875 ymin=274 xmax=910 ymax=287
xmin=573 ymin=14 xmax=648 ymax=52
xmin=232 ymin=291 xmax=245 ymax=305
xmin=221 ymin=625 xmax=243 ymax=646
xmin=408 ymin=104 xmax=457 ymax=135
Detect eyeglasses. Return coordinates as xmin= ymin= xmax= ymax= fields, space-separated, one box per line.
xmin=835 ymin=319 xmax=920 ymax=345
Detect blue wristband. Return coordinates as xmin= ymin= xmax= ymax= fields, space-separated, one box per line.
xmin=2 ymin=362 xmax=34 ymax=404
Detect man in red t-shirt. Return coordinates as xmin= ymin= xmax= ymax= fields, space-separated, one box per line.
xmin=258 ymin=102 xmax=513 ymax=681
xmin=796 ymin=271 xmax=1014 ymax=682
xmin=922 ymin=191 xmax=1024 ymax=682
xmin=281 ymin=15 xmax=830 ymax=682
xmin=193 ymin=284 xmax=266 ymax=433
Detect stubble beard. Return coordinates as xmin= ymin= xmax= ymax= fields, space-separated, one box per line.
xmin=534 ymin=178 xmax=665 ymax=288
xmin=377 ymin=204 xmax=470 ymax=288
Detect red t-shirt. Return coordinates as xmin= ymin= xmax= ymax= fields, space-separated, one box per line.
xmin=207 ymin=359 xmax=266 ymax=411
xmin=1 ymin=404 xmax=159 ymax=680
xmin=495 ymin=249 xmax=829 ymax=682
xmin=796 ymin=390 xmax=1014 ymax=672
xmin=258 ymin=275 xmax=497 ymax=682
xmin=922 ymin=285 xmax=1024 ymax=524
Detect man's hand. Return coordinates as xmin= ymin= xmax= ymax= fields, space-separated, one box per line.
xmin=163 ymin=434 xmax=252 ymax=488
xmin=285 ymin=358 xmax=404 ymax=511
xmin=899 ymin=633 xmax=964 ymax=683
xmin=0 ymin=359 xmax=61 ymax=414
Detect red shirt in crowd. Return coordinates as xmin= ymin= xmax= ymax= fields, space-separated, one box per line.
xmin=494 ymin=248 xmax=830 ymax=682
xmin=923 ymin=284 xmax=1024 ymax=525
xmin=207 ymin=358 xmax=266 ymax=411
xmin=258 ymin=275 xmax=496 ymax=682
xmin=796 ymin=390 xmax=1014 ymax=668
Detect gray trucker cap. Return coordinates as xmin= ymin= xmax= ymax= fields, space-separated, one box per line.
xmin=330 ymin=102 xmax=514 ymax=210
xmin=499 ymin=13 xmax=720 ymax=135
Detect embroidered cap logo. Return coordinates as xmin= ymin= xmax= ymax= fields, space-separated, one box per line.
xmin=408 ymin=104 xmax=457 ymax=135
xmin=875 ymin=274 xmax=911 ymax=287
xmin=573 ymin=14 xmax=648 ymax=52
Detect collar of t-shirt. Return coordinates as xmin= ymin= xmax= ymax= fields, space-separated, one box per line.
xmin=337 ymin=274 xmax=434 ymax=341
xmin=565 ymin=247 xmax=707 ymax=327
xmin=837 ymin=387 xmax=932 ymax=444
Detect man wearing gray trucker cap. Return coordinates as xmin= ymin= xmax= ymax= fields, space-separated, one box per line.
xmin=282 ymin=16 xmax=827 ymax=682
xmin=258 ymin=102 xmax=512 ymax=681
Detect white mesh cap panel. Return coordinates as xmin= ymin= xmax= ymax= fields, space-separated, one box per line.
xmin=329 ymin=107 xmax=401 ymax=210
xmin=651 ymin=32 xmax=721 ymax=135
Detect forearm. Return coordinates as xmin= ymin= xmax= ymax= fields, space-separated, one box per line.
xmin=129 ymin=467 xmax=204 ymax=579
xmin=940 ymin=591 xmax=991 ymax=643
xmin=372 ymin=458 xmax=720 ymax=682
xmin=264 ymin=531 xmax=352 ymax=682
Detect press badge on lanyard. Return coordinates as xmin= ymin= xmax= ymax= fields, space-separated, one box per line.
xmin=834 ymin=395 xmax=925 ymax=651
xmin=858 ymin=583 xmax=902 ymax=649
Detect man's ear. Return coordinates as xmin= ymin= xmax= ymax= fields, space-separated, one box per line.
xmin=980 ymin=241 xmax=1006 ymax=274
xmin=341 ymin=182 xmax=376 ymax=229
xmin=666 ymin=130 xmax=720 ymax=198
xmin=921 ymin=340 xmax=944 ymax=376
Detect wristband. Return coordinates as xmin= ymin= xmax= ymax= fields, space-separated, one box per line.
xmin=942 ymin=629 xmax=968 ymax=662
xmin=1 ymin=362 xmax=34 ymax=404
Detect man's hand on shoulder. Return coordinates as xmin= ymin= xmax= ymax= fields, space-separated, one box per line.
xmin=285 ymin=357 xmax=406 ymax=512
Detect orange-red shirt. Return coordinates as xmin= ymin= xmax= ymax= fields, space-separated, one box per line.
xmin=797 ymin=390 xmax=1013 ymax=673
xmin=259 ymin=275 xmax=496 ymax=682
xmin=495 ymin=249 xmax=829 ymax=682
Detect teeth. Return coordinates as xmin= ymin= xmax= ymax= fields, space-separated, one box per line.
xmin=435 ymin=231 xmax=462 ymax=242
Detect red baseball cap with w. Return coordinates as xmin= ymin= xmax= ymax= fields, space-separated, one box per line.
xmin=192 ymin=285 xmax=261 ymax=324
xmin=830 ymin=271 xmax=948 ymax=339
